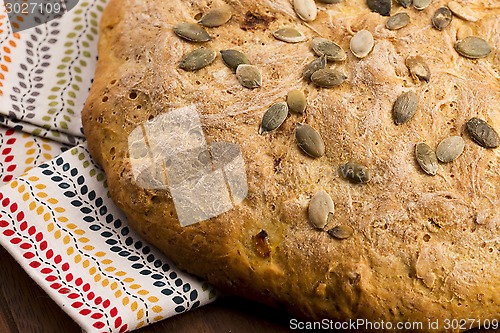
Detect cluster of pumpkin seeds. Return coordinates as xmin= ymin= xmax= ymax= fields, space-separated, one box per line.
xmin=380 ymin=0 xmax=492 ymax=59
xmin=441 ymin=3 xmax=491 ymax=58
xmin=258 ymin=90 xmax=307 ymax=129
xmin=174 ymin=1 xmax=497 ymax=244
xmin=415 ymin=136 xmax=464 ymax=175
xmin=173 ymin=11 xmax=221 ymax=68
xmin=389 ymin=71 xmax=498 ymax=176
xmin=258 ymin=90 xmax=326 ymax=160
xmin=414 ymin=117 xmax=499 ymax=176
xmin=257 ymin=88 xmax=327 ymax=161
xmin=375 ymin=1 xmax=496 ymax=177
xmin=267 ymin=5 xmax=353 ymax=165
xmin=175 ymin=9 xmax=230 ymax=71
xmin=290 ymin=1 xmax=380 ymax=239
xmin=291 ymin=0 xmax=361 ymax=91
xmin=174 ymin=18 xmax=216 ymax=72
xmin=218 ymin=50 xmax=262 ymax=88
xmin=175 ymin=8 xmax=264 ymax=89
xmin=296 ymin=1 xmax=495 ymax=241
xmin=390 ymin=48 xmax=470 ymax=177
xmin=271 ymin=26 xmax=348 ymax=94
xmin=301 ymin=38 xmax=350 ymax=89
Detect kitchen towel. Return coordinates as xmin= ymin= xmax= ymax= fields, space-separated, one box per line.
xmin=0 ymin=1 xmax=218 ymax=332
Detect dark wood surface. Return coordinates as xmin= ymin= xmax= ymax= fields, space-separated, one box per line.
xmin=1 ymin=245 xmax=499 ymax=333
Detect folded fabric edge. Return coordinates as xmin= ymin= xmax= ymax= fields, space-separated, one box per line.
xmin=0 ymin=117 xmax=84 ymax=146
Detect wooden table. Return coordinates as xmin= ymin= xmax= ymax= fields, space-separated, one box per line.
xmin=1 ymin=246 xmax=498 ymax=333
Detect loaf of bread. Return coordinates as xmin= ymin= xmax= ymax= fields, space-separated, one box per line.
xmin=82 ymin=0 xmax=499 ymax=330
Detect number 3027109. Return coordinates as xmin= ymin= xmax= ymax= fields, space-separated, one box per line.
xmin=4 ymin=2 xmax=63 ymax=15
xmin=443 ymin=319 xmax=499 ymax=330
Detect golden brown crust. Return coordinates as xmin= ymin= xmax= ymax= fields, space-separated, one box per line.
xmin=82 ymin=0 xmax=500 ymax=330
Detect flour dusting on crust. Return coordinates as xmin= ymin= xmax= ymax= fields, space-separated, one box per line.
xmin=83 ymin=0 xmax=499 ymax=329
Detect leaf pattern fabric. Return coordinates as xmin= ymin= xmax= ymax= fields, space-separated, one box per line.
xmin=0 ymin=2 xmax=217 ymax=333
xmin=0 ymin=1 xmax=106 ymax=144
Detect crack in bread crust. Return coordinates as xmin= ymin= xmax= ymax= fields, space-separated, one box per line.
xmin=82 ymin=0 xmax=500 ymax=329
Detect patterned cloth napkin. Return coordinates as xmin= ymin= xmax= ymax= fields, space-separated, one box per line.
xmin=0 ymin=1 xmax=217 ymax=333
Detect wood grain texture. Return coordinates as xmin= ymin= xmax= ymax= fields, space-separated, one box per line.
xmin=0 ymin=246 xmax=80 ymax=333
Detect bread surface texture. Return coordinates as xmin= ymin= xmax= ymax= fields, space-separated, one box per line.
xmin=82 ymin=0 xmax=500 ymax=330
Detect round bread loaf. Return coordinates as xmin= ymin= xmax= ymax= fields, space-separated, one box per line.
xmin=82 ymin=0 xmax=499 ymax=330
